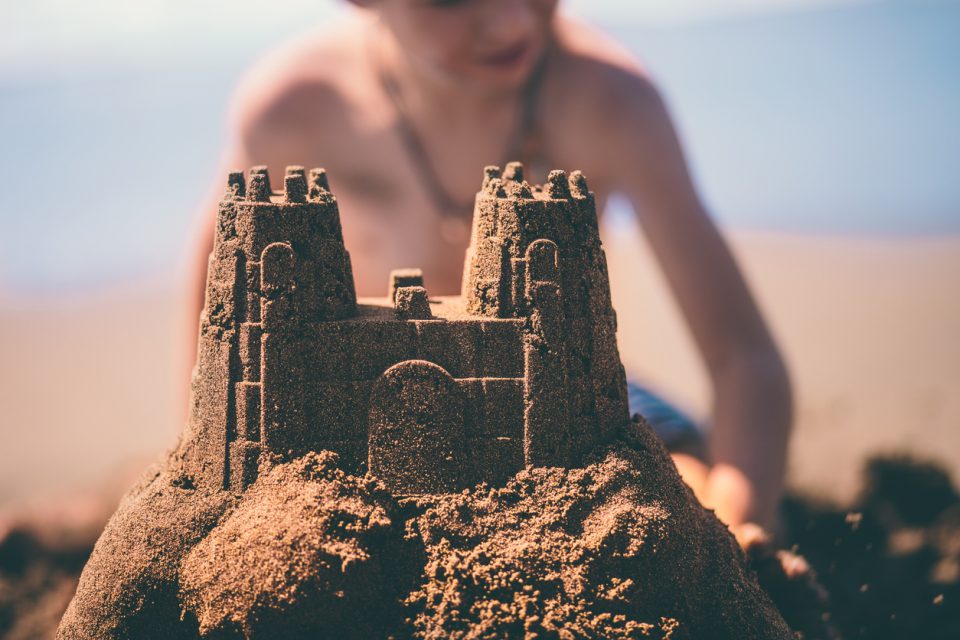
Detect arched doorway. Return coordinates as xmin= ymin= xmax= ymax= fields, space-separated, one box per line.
xmin=368 ymin=360 xmax=467 ymax=494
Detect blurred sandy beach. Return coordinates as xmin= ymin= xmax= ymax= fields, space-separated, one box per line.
xmin=608 ymin=229 xmax=960 ymax=502
xmin=1 ymin=231 xmax=957 ymax=508
xmin=0 ymin=278 xmax=186 ymax=508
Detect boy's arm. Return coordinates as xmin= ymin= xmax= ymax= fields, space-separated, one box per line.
xmin=601 ymin=71 xmax=793 ymax=529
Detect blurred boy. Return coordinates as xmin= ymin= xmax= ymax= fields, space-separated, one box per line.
xmin=191 ymin=0 xmax=792 ymax=531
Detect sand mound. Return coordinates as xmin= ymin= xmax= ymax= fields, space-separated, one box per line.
xmin=56 ymin=464 xmax=234 ymax=639
xmin=25 ymin=448 xmax=957 ymax=638
xmin=57 ymin=420 xmax=793 ymax=638
xmin=407 ymin=422 xmax=791 ymax=639
xmin=180 ymin=452 xmax=409 ymax=638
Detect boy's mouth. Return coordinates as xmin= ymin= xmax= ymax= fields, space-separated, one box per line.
xmin=478 ymin=41 xmax=532 ymax=69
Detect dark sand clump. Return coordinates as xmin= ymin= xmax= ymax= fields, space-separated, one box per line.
xmin=778 ymin=457 xmax=960 ymax=639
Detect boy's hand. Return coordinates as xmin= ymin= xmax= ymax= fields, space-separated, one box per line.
xmin=672 ymin=453 xmax=760 ymax=530
xmin=704 ymin=463 xmax=758 ymax=530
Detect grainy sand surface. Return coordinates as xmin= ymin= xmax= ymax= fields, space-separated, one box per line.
xmin=1 ymin=232 xmax=958 ymax=507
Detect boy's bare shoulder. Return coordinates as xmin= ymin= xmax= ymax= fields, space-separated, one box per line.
xmin=548 ymin=15 xmax=679 ymax=172
xmin=228 ymin=15 xmax=375 ymax=141
xmin=552 ymin=16 xmax=669 ymax=130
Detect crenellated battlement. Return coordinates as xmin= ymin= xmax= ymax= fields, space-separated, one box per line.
xmin=184 ymin=163 xmax=628 ymax=496
xmin=221 ymin=165 xmax=335 ymax=205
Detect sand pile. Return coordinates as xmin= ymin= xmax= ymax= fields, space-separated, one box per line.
xmin=19 ymin=448 xmax=959 ymax=639
xmin=55 ymin=464 xmax=234 ymax=639
xmin=5 ymin=451 xmax=954 ymax=638
xmin=180 ymin=451 xmax=409 ymax=638
xmin=406 ymin=421 xmax=789 ymax=639
xmin=56 ymin=419 xmax=792 ymax=639
xmin=24 ymin=450 xmax=960 ymax=638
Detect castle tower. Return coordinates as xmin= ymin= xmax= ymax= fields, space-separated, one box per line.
xmin=462 ymin=162 xmax=629 ymax=462
xmin=182 ymin=166 xmax=357 ymax=491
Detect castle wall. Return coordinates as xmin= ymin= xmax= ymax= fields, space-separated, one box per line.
xmin=260 ymin=315 xmax=522 ymax=383
xmin=259 ymin=315 xmax=527 ymax=483
xmin=182 ymin=223 xmax=244 ymax=491
xmin=184 ymin=336 xmax=233 ymax=491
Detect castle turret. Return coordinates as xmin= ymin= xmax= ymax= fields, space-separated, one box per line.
xmin=462 ymin=163 xmax=629 ymax=462
xmin=184 ymin=166 xmax=357 ymax=491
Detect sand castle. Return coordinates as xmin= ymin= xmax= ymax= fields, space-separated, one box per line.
xmin=187 ymin=162 xmax=629 ymax=495
xmin=58 ymin=163 xmax=796 ymax=639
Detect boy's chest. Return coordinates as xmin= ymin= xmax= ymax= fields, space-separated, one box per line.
xmin=279 ymin=97 xmax=612 ymax=295
xmin=292 ymin=131 xmax=468 ymax=295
